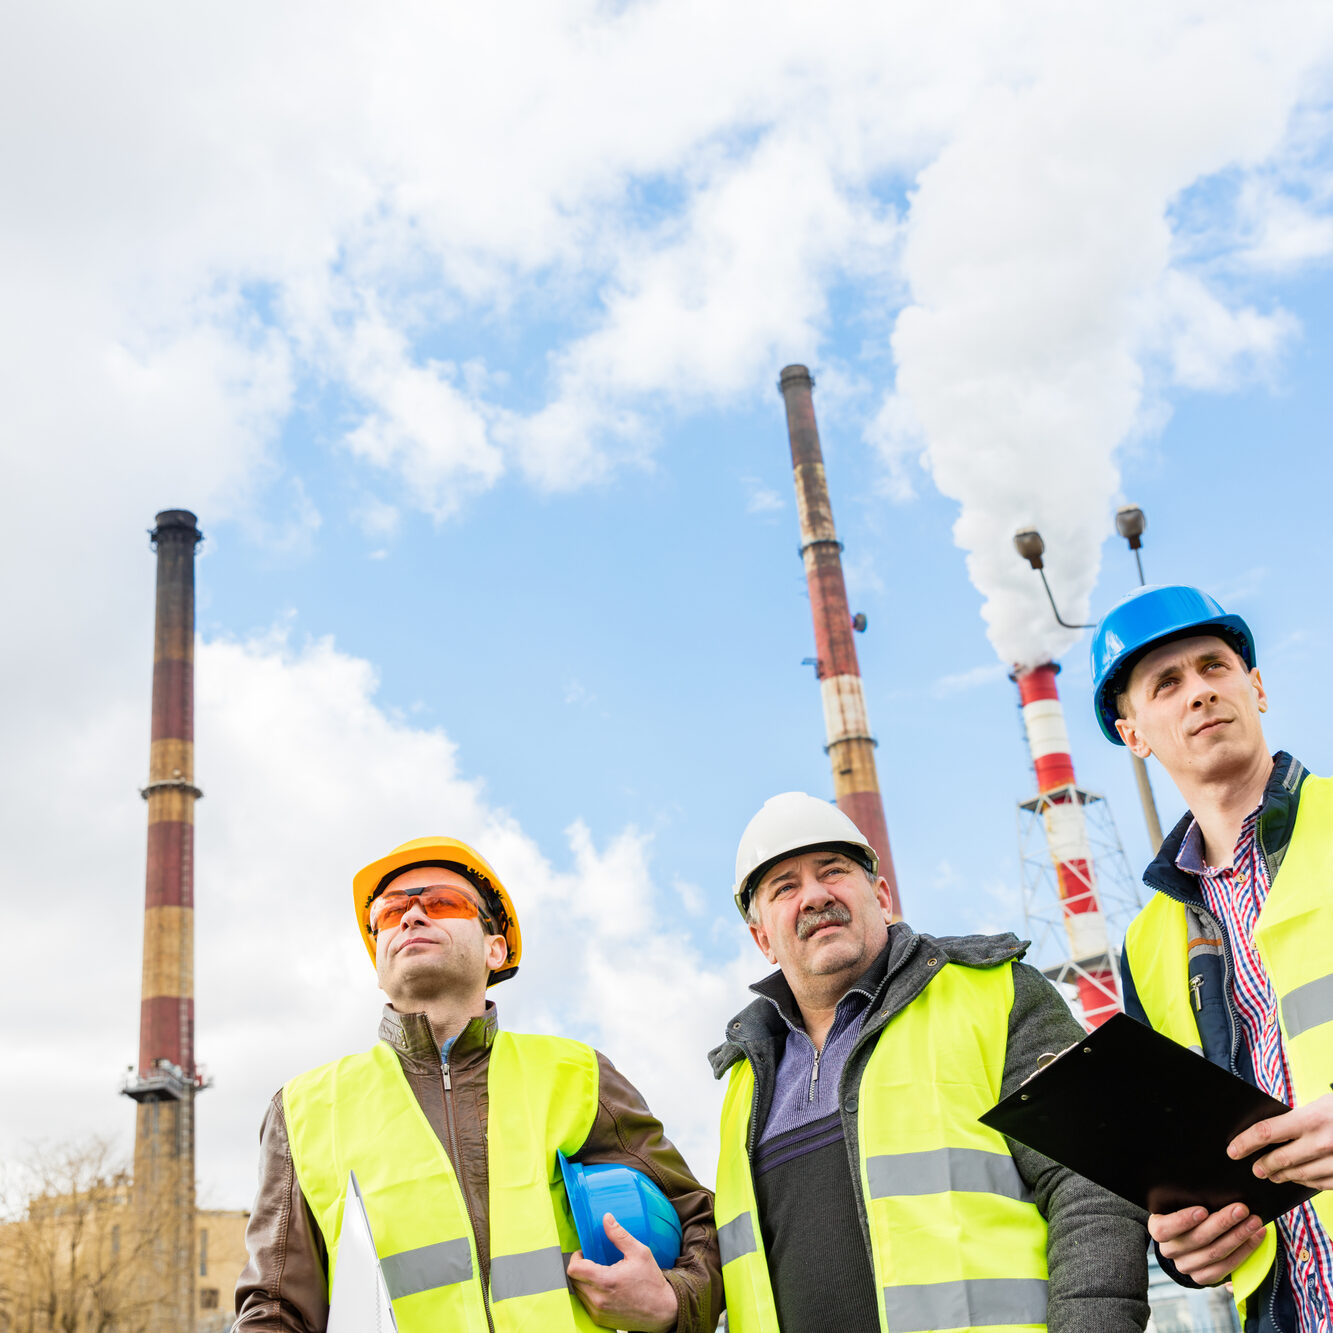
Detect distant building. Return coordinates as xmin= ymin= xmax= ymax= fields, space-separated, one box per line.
xmin=0 ymin=1179 xmax=249 ymax=1333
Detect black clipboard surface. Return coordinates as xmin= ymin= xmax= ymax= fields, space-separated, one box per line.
xmin=980 ymin=1013 xmax=1316 ymax=1222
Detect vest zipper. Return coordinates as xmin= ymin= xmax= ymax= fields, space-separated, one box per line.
xmin=1141 ymin=887 xmax=1241 ymax=1072
xmin=1190 ymin=974 xmax=1205 ymax=1012
xmin=442 ymin=1057 xmax=496 ymax=1333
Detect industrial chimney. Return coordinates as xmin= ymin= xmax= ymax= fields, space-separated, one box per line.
xmin=123 ymin=509 xmax=204 ymax=1331
xmin=778 ymin=365 xmax=900 ymax=917
xmin=1013 ymin=663 xmax=1118 ymax=1028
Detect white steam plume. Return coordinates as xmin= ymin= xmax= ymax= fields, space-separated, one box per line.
xmin=876 ymin=8 xmax=1330 ymax=669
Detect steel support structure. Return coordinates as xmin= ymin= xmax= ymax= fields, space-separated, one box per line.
xmin=778 ymin=364 xmax=899 ymax=917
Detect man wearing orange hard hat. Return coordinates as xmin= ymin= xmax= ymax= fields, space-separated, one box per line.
xmin=234 ymin=834 xmax=721 ymax=1333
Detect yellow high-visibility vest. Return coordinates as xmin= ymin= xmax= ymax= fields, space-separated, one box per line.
xmin=717 ymin=959 xmax=1049 ymax=1333
xmin=283 ymin=1030 xmax=602 ymax=1332
xmin=1124 ymin=773 xmax=1333 ymax=1321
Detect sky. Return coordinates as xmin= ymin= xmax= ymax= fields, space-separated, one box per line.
xmin=3 ymin=1 xmax=1333 ymax=1213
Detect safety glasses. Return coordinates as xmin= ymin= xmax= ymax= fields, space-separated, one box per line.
xmin=367 ymin=884 xmax=495 ymax=936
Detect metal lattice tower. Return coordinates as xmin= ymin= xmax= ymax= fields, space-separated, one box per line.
xmin=1017 ymin=783 xmax=1144 ymax=1027
xmin=1013 ymin=662 xmax=1137 ymax=1029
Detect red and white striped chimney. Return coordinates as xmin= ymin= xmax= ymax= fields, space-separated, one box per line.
xmin=1014 ymin=663 xmax=1118 ymax=1029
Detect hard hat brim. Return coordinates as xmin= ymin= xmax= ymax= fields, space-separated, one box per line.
xmin=734 ymin=839 xmax=878 ymax=918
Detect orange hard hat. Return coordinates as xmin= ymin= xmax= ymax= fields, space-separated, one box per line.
xmin=352 ymin=836 xmax=522 ymax=985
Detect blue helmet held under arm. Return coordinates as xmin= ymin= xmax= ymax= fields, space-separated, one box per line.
xmin=1090 ymin=585 xmax=1256 ymax=745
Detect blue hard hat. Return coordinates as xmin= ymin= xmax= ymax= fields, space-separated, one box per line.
xmin=558 ymin=1152 xmax=683 ymax=1270
xmin=1090 ymin=584 xmax=1255 ymax=745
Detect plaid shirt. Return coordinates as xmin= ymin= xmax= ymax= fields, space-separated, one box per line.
xmin=1178 ymin=811 xmax=1333 ymax=1332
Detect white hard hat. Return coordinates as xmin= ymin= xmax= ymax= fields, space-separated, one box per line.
xmin=733 ymin=792 xmax=878 ymax=918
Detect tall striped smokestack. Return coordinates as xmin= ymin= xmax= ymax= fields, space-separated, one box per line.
xmin=778 ymin=365 xmax=900 ymax=917
xmin=124 ymin=509 xmax=202 ymax=1331
xmin=1014 ymin=663 xmax=1118 ymax=1028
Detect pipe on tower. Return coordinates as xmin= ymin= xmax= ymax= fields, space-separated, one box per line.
xmin=778 ymin=365 xmax=900 ymax=918
xmin=126 ymin=508 xmax=203 ymax=1332
xmin=1014 ymin=663 xmax=1118 ymax=1028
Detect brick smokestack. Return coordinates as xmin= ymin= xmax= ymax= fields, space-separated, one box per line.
xmin=125 ymin=509 xmax=203 ymax=1331
xmin=1014 ymin=663 xmax=1118 ymax=1028
xmin=778 ymin=365 xmax=900 ymax=917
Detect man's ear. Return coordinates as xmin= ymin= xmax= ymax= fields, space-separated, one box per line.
xmin=1114 ymin=714 xmax=1153 ymax=759
xmin=748 ymin=917 xmax=777 ymax=966
xmin=1251 ymin=668 xmax=1268 ymax=714
xmin=874 ymin=876 xmax=894 ymax=924
xmin=485 ymin=933 xmax=509 ymax=971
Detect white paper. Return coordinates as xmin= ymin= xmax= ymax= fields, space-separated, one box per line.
xmin=328 ymin=1171 xmax=398 ymax=1333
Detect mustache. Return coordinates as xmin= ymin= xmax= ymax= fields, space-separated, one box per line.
xmin=796 ymin=904 xmax=853 ymax=940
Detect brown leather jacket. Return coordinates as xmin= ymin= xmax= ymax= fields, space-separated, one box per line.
xmin=234 ymin=1003 xmax=722 ymax=1333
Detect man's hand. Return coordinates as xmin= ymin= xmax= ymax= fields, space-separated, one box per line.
xmin=1228 ymin=1093 xmax=1333 ymax=1190
xmin=566 ymin=1212 xmax=679 ymax=1332
xmin=1149 ymin=1204 xmax=1267 ymax=1286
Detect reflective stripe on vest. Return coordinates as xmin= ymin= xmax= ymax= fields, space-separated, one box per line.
xmin=283 ymin=1030 xmax=601 ymax=1333
xmin=716 ymin=960 xmax=1049 ymax=1333
xmin=1123 ymin=773 xmax=1333 ymax=1320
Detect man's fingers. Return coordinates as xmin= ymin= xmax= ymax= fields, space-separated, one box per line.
xmin=1229 ymin=1110 xmax=1296 ymax=1160
xmin=1185 ymin=1225 xmax=1268 ymax=1287
xmin=1153 ymin=1204 xmax=1249 ymax=1251
xmin=1160 ymin=1210 xmax=1266 ymax=1279
xmin=566 ymin=1251 xmax=603 ymax=1284
xmin=1147 ymin=1208 xmax=1208 ymax=1244
xmin=601 ymin=1212 xmax=650 ymax=1260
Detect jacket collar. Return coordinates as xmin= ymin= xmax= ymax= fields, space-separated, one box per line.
xmin=748 ymin=936 xmax=893 ymax=1033
xmin=709 ymin=922 xmax=1027 ymax=1079
xmin=378 ymin=1000 xmax=499 ymax=1071
xmin=1143 ymin=752 xmax=1304 ymax=903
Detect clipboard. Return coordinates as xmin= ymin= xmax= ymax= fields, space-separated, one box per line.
xmin=328 ymin=1171 xmax=398 ymax=1333
xmin=979 ymin=1013 xmax=1316 ymax=1222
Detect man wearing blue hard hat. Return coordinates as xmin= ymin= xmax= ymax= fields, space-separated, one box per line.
xmin=1092 ymin=584 xmax=1333 ymax=1332
xmin=710 ymin=792 xmax=1150 ymax=1333
xmin=235 ymin=834 xmax=721 ymax=1333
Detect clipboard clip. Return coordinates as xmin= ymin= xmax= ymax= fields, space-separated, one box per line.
xmin=1019 ymin=1038 xmax=1087 ymax=1091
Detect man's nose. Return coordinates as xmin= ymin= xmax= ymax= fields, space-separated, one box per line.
xmin=1188 ymin=677 xmax=1219 ymax=708
xmin=399 ymin=896 xmax=432 ymax=927
xmin=796 ymin=876 xmax=834 ymax=909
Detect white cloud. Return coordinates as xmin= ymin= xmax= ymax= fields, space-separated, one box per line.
xmin=354 ymin=496 xmax=401 ymax=541
xmin=743 ymin=478 xmax=785 ymax=515
xmin=339 ymin=315 xmax=505 ymax=518
xmin=878 ymin=2 xmax=1333 ymax=669
xmin=932 ymin=662 xmax=1010 ymax=698
xmin=4 ymin=2 xmax=1331 ymax=541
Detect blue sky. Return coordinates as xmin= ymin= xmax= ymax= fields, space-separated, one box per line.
xmin=3 ymin=1 xmax=1333 ymax=1207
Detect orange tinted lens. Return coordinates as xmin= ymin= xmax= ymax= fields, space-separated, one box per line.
xmin=368 ymin=885 xmax=482 ymax=933
xmin=416 ymin=886 xmax=483 ymax=921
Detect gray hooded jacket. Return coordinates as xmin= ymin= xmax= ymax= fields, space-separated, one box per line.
xmin=709 ymin=923 xmax=1149 ymax=1333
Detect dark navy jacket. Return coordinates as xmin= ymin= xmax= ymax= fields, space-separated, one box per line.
xmin=1121 ymin=753 xmax=1311 ymax=1333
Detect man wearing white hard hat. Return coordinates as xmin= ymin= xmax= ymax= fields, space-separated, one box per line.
xmin=710 ymin=793 xmax=1150 ymax=1333
xmin=235 ymin=835 xmax=721 ymax=1332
